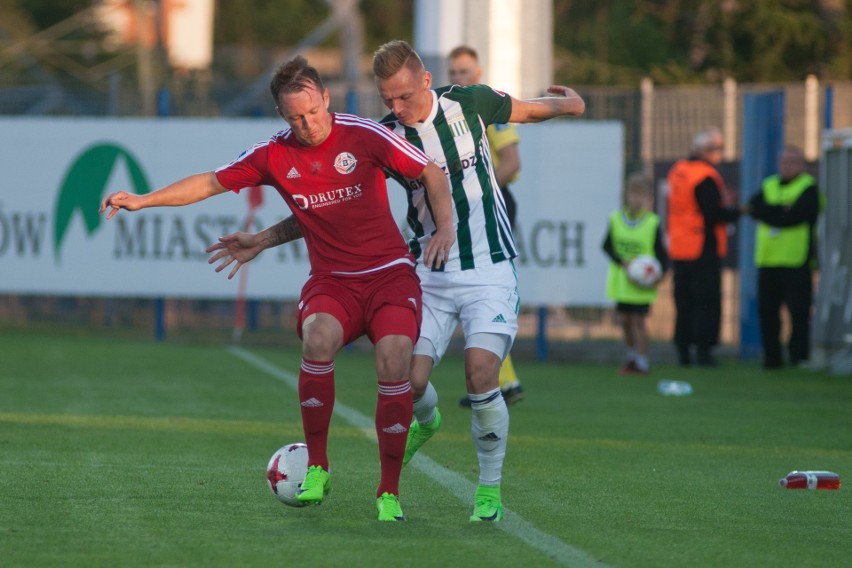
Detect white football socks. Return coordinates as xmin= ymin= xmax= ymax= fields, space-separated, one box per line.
xmin=470 ymin=388 xmax=509 ymax=485
xmin=412 ymin=380 xmax=439 ymax=425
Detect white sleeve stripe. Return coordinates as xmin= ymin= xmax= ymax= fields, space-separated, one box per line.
xmin=214 ymin=140 xmax=269 ymax=172
xmin=214 ymin=129 xmax=288 ymax=172
xmin=335 ymin=114 xmax=427 ymax=163
xmin=335 ymin=114 xmax=428 ymax=165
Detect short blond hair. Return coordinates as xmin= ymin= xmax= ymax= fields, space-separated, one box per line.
xmin=373 ymin=40 xmax=425 ymax=80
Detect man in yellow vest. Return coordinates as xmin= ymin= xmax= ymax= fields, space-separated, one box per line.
xmin=448 ymin=45 xmax=525 ymax=406
xmin=746 ymin=146 xmax=821 ymax=369
xmin=666 ymin=128 xmax=741 ymax=366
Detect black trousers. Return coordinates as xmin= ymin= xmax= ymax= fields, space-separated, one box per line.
xmin=758 ymin=266 xmax=813 ymax=367
xmin=673 ymin=256 xmax=721 ymax=352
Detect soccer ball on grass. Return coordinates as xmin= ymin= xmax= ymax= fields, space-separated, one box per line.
xmin=266 ymin=442 xmax=309 ymax=507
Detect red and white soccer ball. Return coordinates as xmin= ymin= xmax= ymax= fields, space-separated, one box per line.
xmin=627 ymin=255 xmax=662 ymax=288
xmin=266 ymin=442 xmax=309 ymax=507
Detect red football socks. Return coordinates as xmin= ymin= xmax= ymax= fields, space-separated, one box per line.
xmin=375 ymin=380 xmax=413 ymax=497
xmin=298 ymin=358 xmax=335 ymax=471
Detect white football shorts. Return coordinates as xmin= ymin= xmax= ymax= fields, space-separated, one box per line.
xmin=414 ymin=260 xmax=520 ymax=365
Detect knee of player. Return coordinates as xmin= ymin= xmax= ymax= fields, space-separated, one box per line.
xmin=464 ymin=335 xmax=508 ymax=389
xmin=374 ymin=334 xmax=414 ymax=380
xmin=301 ymin=322 xmax=344 ymax=359
xmin=465 ymin=357 xmax=501 ymax=392
xmin=374 ymin=351 xmax=411 ymax=381
xmin=407 ymin=352 xmax=435 ymax=398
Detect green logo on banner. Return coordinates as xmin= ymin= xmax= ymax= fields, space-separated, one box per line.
xmin=54 ymin=143 xmax=151 ymax=262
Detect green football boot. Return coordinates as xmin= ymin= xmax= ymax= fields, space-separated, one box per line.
xmin=469 ymin=484 xmax=503 ymax=522
xmin=296 ymin=465 xmax=331 ymax=505
xmin=376 ymin=492 xmax=405 ymax=521
xmin=402 ymin=408 xmax=442 ymax=466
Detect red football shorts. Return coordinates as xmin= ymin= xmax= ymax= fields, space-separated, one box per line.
xmin=297 ymin=263 xmax=422 ymax=345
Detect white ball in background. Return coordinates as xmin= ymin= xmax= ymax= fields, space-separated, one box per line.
xmin=627 ymin=255 xmax=662 ymax=288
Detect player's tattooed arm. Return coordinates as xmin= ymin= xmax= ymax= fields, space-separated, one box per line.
xmin=263 ymin=216 xmax=303 ymax=247
xmin=206 ymin=216 xmax=303 ymax=280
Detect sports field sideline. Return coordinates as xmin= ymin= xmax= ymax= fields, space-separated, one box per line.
xmin=1 ymin=330 xmax=849 ymax=567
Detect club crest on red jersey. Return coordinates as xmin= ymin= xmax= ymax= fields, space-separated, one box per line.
xmin=334 ymin=152 xmax=357 ymax=174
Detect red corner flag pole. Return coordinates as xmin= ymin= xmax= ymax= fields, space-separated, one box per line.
xmin=233 ymin=186 xmax=264 ymax=342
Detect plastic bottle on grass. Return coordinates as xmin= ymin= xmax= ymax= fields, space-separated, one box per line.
xmin=657 ymin=380 xmax=693 ymax=396
xmin=778 ymin=471 xmax=840 ymax=490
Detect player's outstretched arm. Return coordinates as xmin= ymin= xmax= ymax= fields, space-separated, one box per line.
xmin=508 ymin=86 xmax=585 ymax=124
xmin=207 ymin=216 xmax=303 ymax=280
xmin=418 ymin=161 xmax=456 ymax=269
xmin=99 ymin=172 xmax=228 ymax=220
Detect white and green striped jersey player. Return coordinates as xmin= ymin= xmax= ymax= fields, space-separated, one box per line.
xmin=381 ymin=84 xmax=517 ymax=272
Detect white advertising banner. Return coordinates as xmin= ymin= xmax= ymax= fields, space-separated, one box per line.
xmin=511 ymin=121 xmax=623 ymax=304
xmin=0 ymin=118 xmax=621 ymax=305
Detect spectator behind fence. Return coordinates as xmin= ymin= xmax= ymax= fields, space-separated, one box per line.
xmin=746 ymin=145 xmax=822 ymax=369
xmin=602 ymin=173 xmax=668 ymax=375
xmin=666 ymin=127 xmax=741 ymax=367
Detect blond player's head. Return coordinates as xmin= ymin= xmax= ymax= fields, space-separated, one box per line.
xmin=373 ymin=40 xmax=433 ymax=126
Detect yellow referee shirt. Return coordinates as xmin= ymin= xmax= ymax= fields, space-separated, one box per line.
xmin=487 ymin=123 xmax=520 ymax=185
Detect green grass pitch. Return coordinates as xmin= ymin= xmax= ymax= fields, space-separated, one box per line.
xmin=0 ymin=331 xmax=849 ymax=567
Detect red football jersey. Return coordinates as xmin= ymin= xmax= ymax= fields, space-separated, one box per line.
xmin=215 ymin=113 xmax=428 ymax=275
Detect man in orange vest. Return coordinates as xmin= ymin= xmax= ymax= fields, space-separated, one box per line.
xmin=666 ymin=128 xmax=741 ymax=366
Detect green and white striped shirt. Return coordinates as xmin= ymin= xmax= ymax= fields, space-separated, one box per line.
xmin=381 ymin=85 xmax=517 ymax=272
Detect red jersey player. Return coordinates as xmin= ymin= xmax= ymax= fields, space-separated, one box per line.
xmin=99 ymin=56 xmax=455 ymax=522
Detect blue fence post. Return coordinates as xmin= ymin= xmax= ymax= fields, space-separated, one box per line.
xmin=157 ymin=88 xmax=170 ymax=118
xmin=346 ymin=89 xmax=358 ymax=115
xmin=247 ymin=299 xmax=259 ymax=331
xmin=825 ymin=85 xmax=833 ymax=129
xmin=536 ymin=306 xmax=548 ymax=361
xmin=739 ymin=92 xmax=785 ymax=361
xmin=155 ymin=297 xmax=166 ymax=341
xmin=104 ymin=298 xmax=113 ymax=327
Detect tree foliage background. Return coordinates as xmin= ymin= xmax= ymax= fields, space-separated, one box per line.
xmin=553 ymin=0 xmax=852 ymax=84
xmin=2 ymin=0 xmax=851 ymax=85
